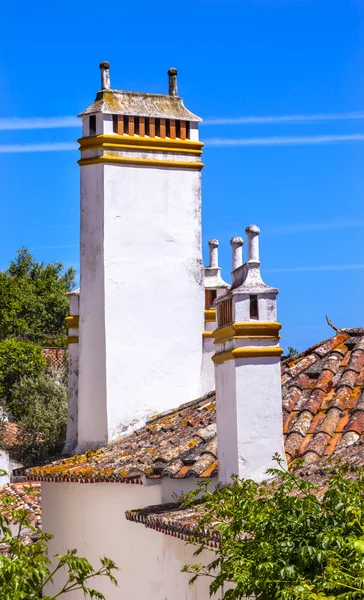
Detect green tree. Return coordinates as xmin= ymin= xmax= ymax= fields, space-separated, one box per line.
xmin=0 ymin=339 xmax=45 ymax=414
xmin=287 ymin=347 xmax=299 ymax=358
xmin=182 ymin=456 xmax=364 ymax=600
xmin=0 ymin=248 xmax=75 ymax=346
xmin=1 ymin=375 xmax=67 ymax=466
xmin=0 ymin=476 xmax=118 ymax=599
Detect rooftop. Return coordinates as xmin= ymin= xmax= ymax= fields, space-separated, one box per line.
xmin=126 ymin=440 xmax=364 ymax=541
xmin=79 ymin=64 xmax=201 ymax=122
xmin=28 ymin=328 xmax=364 ymax=484
xmin=79 ymin=90 xmax=202 ymax=122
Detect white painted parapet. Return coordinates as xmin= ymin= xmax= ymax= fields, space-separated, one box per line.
xmin=213 ymin=225 xmax=286 ymax=484
xmin=200 ymin=239 xmax=229 ymax=394
xmin=63 ymin=289 xmax=80 ymax=454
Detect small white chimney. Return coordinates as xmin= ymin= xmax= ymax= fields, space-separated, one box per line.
xmin=200 ymin=239 xmax=229 ymax=394
xmin=213 ymin=225 xmax=286 ymax=484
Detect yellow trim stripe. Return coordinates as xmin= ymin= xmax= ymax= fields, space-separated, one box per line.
xmin=66 ymin=336 xmax=79 ymax=344
xmin=79 ymin=134 xmax=203 ymax=152
xmin=214 ymin=321 xmax=281 ymax=343
xmin=204 ymin=309 xmax=216 ymax=322
xmin=65 ymin=315 xmax=79 ymax=328
xmin=202 ymin=331 xmax=214 ymax=338
xmin=213 ymin=346 xmax=284 ymax=364
xmin=78 ymin=155 xmax=204 ymax=170
xmin=80 ymin=141 xmax=202 ymax=156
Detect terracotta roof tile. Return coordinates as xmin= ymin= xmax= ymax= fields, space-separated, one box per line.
xmin=126 ymin=441 xmax=364 ymax=538
xmin=0 ymin=422 xmax=19 ymax=447
xmin=0 ymin=482 xmax=41 ymax=528
xmin=28 ymin=328 xmax=364 ymax=482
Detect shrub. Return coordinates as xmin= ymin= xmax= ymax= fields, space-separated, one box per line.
xmin=0 ymin=339 xmax=45 ymax=415
xmin=2 ymin=375 xmax=67 ymax=466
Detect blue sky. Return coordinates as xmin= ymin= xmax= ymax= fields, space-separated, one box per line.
xmin=0 ymin=0 xmax=363 ymax=352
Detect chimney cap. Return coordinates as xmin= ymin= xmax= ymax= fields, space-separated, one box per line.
xmin=230 ymin=236 xmax=244 ymax=246
xmin=245 ymin=224 xmax=260 ymax=235
xmin=168 ymin=68 xmax=178 ymax=97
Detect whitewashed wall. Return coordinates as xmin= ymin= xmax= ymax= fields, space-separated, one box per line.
xmin=0 ymin=450 xmax=10 ymax=485
xmin=78 ymin=157 xmax=205 ymax=450
xmin=42 ymin=481 xmax=221 ymax=600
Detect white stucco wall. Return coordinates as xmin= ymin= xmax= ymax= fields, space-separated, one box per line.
xmin=215 ymin=356 xmax=286 ymax=484
xmin=0 ymin=449 xmax=10 ymax=485
xmin=78 ymin=156 xmax=204 ymax=448
xmin=42 ymin=481 xmax=221 ymax=600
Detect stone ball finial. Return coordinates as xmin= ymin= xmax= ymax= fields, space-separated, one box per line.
xmin=245 ymin=224 xmax=260 ymax=235
xmin=230 ymin=236 xmax=244 ymax=246
xmin=99 ymin=61 xmax=110 ymax=70
xmin=208 ymin=239 xmax=219 ymax=248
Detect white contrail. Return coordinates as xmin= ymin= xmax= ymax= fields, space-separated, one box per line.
xmin=203 ymin=111 xmax=364 ymax=125
xmin=0 ymin=117 xmax=79 ymax=131
xmin=205 ymin=133 xmax=364 ymax=147
xmin=0 ymin=142 xmax=77 ymax=153
xmin=267 ymin=264 xmax=364 ymax=273
xmin=1 ymin=133 xmax=364 ymax=154
xmin=0 ymin=111 xmax=364 ymax=131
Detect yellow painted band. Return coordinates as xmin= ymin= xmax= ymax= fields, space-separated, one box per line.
xmin=214 ymin=321 xmax=282 ymax=343
xmin=202 ymin=331 xmax=214 ymax=338
xmin=66 ymin=336 xmax=79 ymax=344
xmin=80 ymin=142 xmax=202 ymax=156
xmin=78 ymin=135 xmax=204 ymax=152
xmin=65 ymin=316 xmax=79 ymax=328
xmin=78 ymin=155 xmax=204 ymax=170
xmin=204 ymin=309 xmax=216 ymax=322
xmin=212 ymin=346 xmax=284 ymax=364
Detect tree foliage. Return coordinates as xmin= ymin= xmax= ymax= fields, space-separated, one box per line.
xmin=0 ymin=375 xmax=67 ymax=466
xmin=0 ymin=475 xmax=118 ymax=599
xmin=0 ymin=340 xmax=45 ymax=414
xmin=182 ymin=456 xmax=364 ymax=600
xmin=0 ymin=248 xmax=75 ymax=346
xmin=287 ymin=347 xmax=299 ymax=358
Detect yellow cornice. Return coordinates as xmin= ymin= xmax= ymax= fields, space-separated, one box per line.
xmin=202 ymin=331 xmax=214 ymax=338
xmin=204 ymin=309 xmax=216 ymax=322
xmin=65 ymin=315 xmax=79 ymax=328
xmin=214 ymin=321 xmax=282 ymax=343
xmin=78 ymin=134 xmax=203 ymax=155
xmin=66 ymin=336 xmax=79 ymax=344
xmin=78 ymin=155 xmax=204 ymax=170
xmin=213 ymin=346 xmax=284 ymax=364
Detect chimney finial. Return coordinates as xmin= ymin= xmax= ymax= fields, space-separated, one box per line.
xmin=168 ymin=68 xmax=178 ymax=96
xmin=208 ymin=239 xmax=219 ymax=268
xmin=230 ymin=236 xmax=244 ymax=270
xmin=99 ymin=61 xmax=111 ymax=90
xmin=245 ymin=225 xmax=260 ymax=262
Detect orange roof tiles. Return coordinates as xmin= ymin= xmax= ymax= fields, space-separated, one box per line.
xmin=126 ymin=440 xmax=364 ymax=537
xmin=29 ymin=328 xmax=364 ymax=483
xmin=0 ymin=422 xmax=19 ymax=447
xmin=0 ymin=481 xmax=41 ymax=527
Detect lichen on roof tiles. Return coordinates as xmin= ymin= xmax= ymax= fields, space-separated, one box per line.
xmin=79 ymin=90 xmax=202 ymax=122
xmin=28 ymin=329 xmax=364 ymax=483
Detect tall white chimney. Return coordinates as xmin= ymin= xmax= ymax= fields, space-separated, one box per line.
xmin=76 ymin=63 xmax=204 ymax=451
xmin=213 ymin=225 xmax=286 ymax=484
